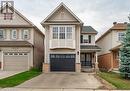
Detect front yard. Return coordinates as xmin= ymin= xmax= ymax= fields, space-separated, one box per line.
xmin=0 ymin=69 xmax=41 ymax=88
xmin=98 ymin=71 xmax=130 ymax=90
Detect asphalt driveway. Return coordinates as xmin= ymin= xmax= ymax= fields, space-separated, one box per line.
xmin=17 ymin=73 xmax=103 ymax=89
xmin=0 ymin=71 xmax=22 ymax=79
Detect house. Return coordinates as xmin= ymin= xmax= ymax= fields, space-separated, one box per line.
xmin=96 ymin=22 xmax=127 ymax=71
xmin=0 ymin=4 xmax=44 ymax=71
xmin=41 ymin=3 xmax=101 ymax=72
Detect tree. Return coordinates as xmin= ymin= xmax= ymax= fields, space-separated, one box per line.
xmin=119 ymin=23 xmax=130 ymax=78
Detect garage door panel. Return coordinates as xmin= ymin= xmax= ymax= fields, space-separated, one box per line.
xmin=50 ymin=54 xmax=75 ymax=72
xmin=3 ymin=52 xmax=29 ymax=71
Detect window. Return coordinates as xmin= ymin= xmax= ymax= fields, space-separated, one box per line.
xmin=118 ymin=32 xmax=125 ymax=41
xmin=4 ymin=13 xmax=13 ymax=20
xmin=52 ymin=26 xmax=73 ymax=39
xmin=81 ymin=34 xmax=91 ymax=43
xmin=0 ymin=29 xmax=4 ymax=39
xmin=59 ymin=27 xmax=65 ymax=39
xmin=52 ymin=27 xmax=58 ymax=39
xmin=66 ymin=27 xmax=72 ymax=39
xmin=23 ymin=29 xmax=29 ymax=39
xmin=83 ymin=35 xmax=89 ymax=43
xmin=11 ymin=29 xmax=17 ymax=39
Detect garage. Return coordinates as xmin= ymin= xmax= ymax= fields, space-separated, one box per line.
xmin=50 ymin=54 xmax=75 ymax=71
xmin=3 ymin=52 xmax=29 ymax=71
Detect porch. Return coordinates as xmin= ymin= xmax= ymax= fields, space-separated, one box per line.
xmin=80 ymin=45 xmax=101 ymax=72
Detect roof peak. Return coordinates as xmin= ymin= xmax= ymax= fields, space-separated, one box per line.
xmin=41 ymin=2 xmax=83 ymax=24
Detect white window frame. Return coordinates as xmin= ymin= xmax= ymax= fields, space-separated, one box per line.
xmin=51 ymin=25 xmax=73 ymax=40
xmin=11 ymin=29 xmax=17 ymax=39
xmin=118 ymin=32 xmax=125 ymax=41
xmin=59 ymin=27 xmax=65 ymax=39
xmin=83 ymin=35 xmax=89 ymax=43
xmin=23 ymin=29 xmax=29 ymax=40
xmin=52 ymin=27 xmax=58 ymax=39
xmin=66 ymin=27 xmax=72 ymax=39
xmin=0 ymin=29 xmax=5 ymax=39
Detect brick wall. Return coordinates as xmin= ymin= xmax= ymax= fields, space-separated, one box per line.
xmin=98 ymin=53 xmax=112 ymax=71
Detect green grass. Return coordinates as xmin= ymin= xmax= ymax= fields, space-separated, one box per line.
xmin=98 ymin=71 xmax=130 ymax=89
xmin=0 ymin=68 xmax=41 ymax=88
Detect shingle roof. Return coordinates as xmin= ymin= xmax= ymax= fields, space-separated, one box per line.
xmin=81 ymin=26 xmax=98 ymax=34
xmin=111 ymin=23 xmax=127 ymax=30
xmin=80 ymin=45 xmax=101 ymax=52
xmin=0 ymin=41 xmax=33 ymax=47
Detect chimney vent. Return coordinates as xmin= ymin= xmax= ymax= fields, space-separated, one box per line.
xmin=113 ymin=22 xmax=117 ymax=25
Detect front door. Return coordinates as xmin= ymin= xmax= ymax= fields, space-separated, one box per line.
xmin=81 ymin=53 xmax=92 ymax=68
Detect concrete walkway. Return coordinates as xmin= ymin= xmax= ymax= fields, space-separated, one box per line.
xmin=0 ymin=88 xmax=129 ymax=91
xmin=0 ymin=71 xmax=23 ymax=79
xmin=17 ymin=73 xmax=103 ymax=89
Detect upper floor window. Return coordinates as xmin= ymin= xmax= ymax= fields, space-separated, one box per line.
xmin=66 ymin=27 xmax=72 ymax=39
xmin=118 ymin=32 xmax=125 ymax=41
xmin=52 ymin=26 xmax=73 ymax=39
xmin=4 ymin=13 xmax=13 ymax=20
xmin=23 ymin=29 xmax=29 ymax=39
xmin=0 ymin=29 xmax=5 ymax=39
xmin=59 ymin=27 xmax=65 ymax=39
xmin=81 ymin=34 xmax=91 ymax=43
xmin=11 ymin=29 xmax=17 ymax=39
xmin=52 ymin=27 xmax=58 ymax=39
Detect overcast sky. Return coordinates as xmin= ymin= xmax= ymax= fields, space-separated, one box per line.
xmin=7 ymin=0 xmax=130 ymax=38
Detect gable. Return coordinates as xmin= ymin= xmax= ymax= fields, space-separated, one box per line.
xmin=47 ymin=6 xmax=78 ymax=22
xmin=41 ymin=3 xmax=83 ymax=24
xmin=0 ymin=7 xmax=33 ymax=26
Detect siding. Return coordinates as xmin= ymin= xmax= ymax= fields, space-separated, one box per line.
xmin=96 ymin=32 xmax=112 ymax=55
xmin=0 ymin=12 xmax=30 ymax=26
xmin=0 ymin=28 xmax=34 ymax=44
xmin=33 ymin=29 xmax=44 ymax=69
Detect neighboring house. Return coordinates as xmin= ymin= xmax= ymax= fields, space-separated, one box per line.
xmin=0 ymin=5 xmax=44 ymax=71
xmin=96 ymin=22 xmax=127 ymax=71
xmin=41 ymin=3 xmax=101 ymax=72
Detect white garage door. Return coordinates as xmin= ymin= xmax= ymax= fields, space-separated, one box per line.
xmin=3 ymin=52 xmax=29 ymax=71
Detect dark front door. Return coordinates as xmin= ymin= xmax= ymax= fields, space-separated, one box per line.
xmin=81 ymin=53 xmax=92 ymax=68
xmin=50 ymin=54 xmax=75 ymax=71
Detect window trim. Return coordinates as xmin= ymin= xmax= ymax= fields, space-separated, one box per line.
xmin=118 ymin=32 xmax=125 ymax=41
xmin=52 ymin=27 xmax=58 ymax=39
xmin=23 ymin=29 xmax=30 ymax=40
xmin=51 ymin=25 xmax=74 ymax=40
xmin=81 ymin=34 xmax=91 ymax=44
xmin=11 ymin=29 xmax=17 ymax=39
xmin=0 ymin=29 xmax=5 ymax=40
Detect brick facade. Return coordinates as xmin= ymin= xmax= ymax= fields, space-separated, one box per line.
xmin=98 ymin=53 xmax=113 ymax=71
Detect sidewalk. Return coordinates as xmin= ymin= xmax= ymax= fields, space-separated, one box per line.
xmin=0 ymin=88 xmax=129 ymax=91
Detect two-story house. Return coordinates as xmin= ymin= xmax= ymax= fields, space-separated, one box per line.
xmin=0 ymin=4 xmax=44 ymax=71
xmin=96 ymin=22 xmax=127 ymax=71
xmin=41 ymin=3 xmax=101 ymax=72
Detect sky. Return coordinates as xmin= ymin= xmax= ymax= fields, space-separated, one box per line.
xmin=4 ymin=0 xmax=130 ymax=39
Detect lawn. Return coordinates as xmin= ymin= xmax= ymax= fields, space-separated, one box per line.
xmin=98 ymin=71 xmax=130 ymax=90
xmin=0 ymin=68 xmax=41 ymax=88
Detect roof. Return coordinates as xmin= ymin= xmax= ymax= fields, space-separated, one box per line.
xmin=0 ymin=41 xmax=33 ymax=47
xmin=96 ymin=23 xmax=127 ymax=42
xmin=111 ymin=23 xmax=127 ymax=30
xmin=0 ymin=4 xmax=44 ymax=36
xmin=81 ymin=26 xmax=98 ymax=34
xmin=80 ymin=45 xmax=101 ymax=52
xmin=41 ymin=2 xmax=83 ymax=25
